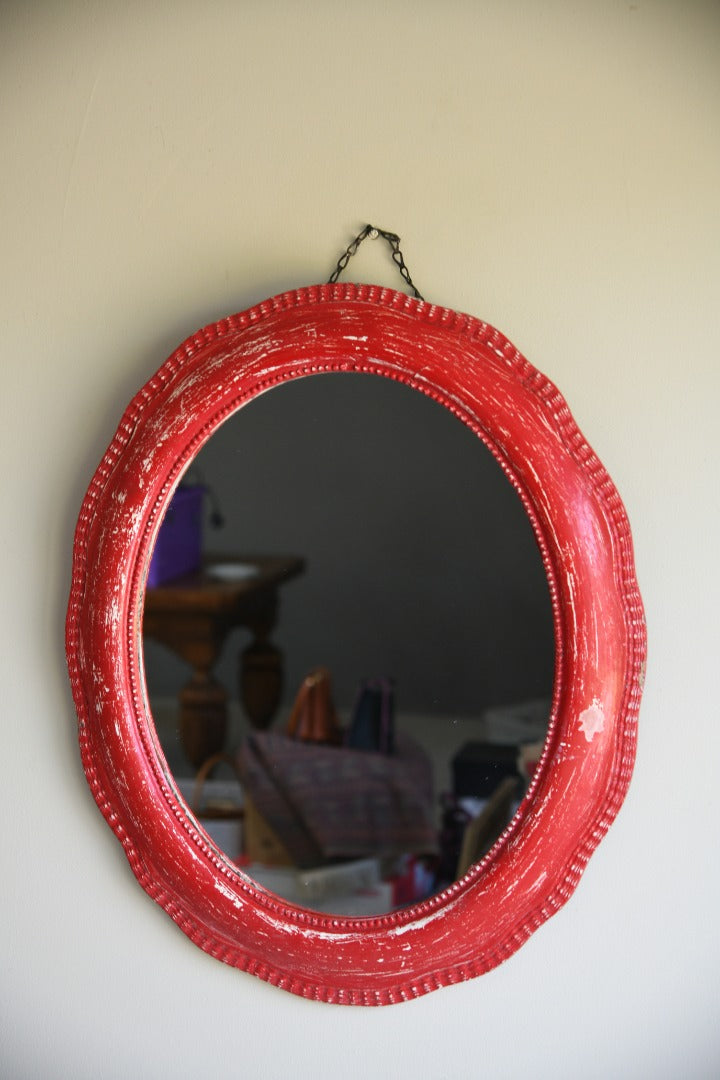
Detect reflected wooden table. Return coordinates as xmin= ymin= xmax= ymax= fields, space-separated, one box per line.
xmin=143 ymin=555 xmax=305 ymax=768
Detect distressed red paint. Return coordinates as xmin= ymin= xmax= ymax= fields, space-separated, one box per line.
xmin=65 ymin=284 xmax=646 ymax=1005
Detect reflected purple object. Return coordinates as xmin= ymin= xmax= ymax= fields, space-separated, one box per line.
xmin=146 ymin=485 xmax=204 ymax=587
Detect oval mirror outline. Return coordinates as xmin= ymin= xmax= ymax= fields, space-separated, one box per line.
xmin=142 ymin=371 xmax=557 ymax=915
xmin=66 ymin=284 xmax=646 ymax=1005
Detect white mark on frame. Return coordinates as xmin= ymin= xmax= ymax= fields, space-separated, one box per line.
xmin=579 ymin=700 xmax=605 ymax=743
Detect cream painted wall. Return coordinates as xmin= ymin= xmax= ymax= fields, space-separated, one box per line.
xmin=2 ymin=2 xmax=719 ymax=1076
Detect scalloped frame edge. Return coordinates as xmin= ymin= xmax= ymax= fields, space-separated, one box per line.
xmin=66 ymin=283 xmax=646 ymax=1005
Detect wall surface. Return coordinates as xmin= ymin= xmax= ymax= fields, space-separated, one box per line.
xmin=2 ymin=2 xmax=719 ymax=1077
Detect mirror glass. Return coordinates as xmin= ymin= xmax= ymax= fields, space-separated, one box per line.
xmin=143 ymin=373 xmax=554 ymax=916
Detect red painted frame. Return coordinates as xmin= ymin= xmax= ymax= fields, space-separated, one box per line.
xmin=65 ymin=284 xmax=646 ymax=1005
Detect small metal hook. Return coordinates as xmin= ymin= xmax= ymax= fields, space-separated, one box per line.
xmin=327 ymin=224 xmax=425 ymax=300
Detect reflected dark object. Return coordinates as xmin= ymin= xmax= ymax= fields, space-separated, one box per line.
xmin=452 ymin=742 xmax=520 ymax=798
xmin=346 ymin=678 xmax=395 ymax=754
xmin=240 ymin=641 xmax=284 ymax=731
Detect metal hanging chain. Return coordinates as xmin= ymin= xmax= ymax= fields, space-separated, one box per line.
xmin=327 ymin=224 xmax=425 ymax=301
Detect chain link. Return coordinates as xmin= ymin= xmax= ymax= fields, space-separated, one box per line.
xmin=328 ymin=224 xmax=425 ymax=301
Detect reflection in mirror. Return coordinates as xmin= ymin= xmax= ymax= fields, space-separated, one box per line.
xmin=143 ymin=374 xmax=554 ymax=916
